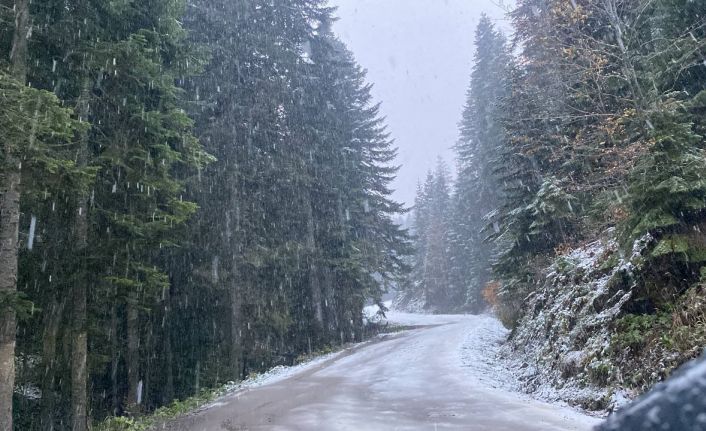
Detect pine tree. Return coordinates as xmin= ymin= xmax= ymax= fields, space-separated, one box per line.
xmin=621 ymin=99 xmax=706 ymax=301
xmin=405 ymin=161 xmax=452 ymax=311
xmin=448 ymin=16 xmax=510 ymax=312
xmin=0 ymin=0 xmax=409 ymax=427
xmin=0 ymin=2 xmax=88 ymax=427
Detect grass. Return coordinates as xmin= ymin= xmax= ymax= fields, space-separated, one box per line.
xmin=608 ymin=283 xmax=706 ymax=391
xmin=95 ymin=386 xmax=233 ymax=431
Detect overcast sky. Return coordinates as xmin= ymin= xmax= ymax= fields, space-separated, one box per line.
xmin=328 ymin=0 xmax=512 ymax=206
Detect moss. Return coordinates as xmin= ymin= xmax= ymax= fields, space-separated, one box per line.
xmin=97 ymin=417 xmax=150 ymax=431
xmin=647 ymin=234 xmax=706 ymax=264
xmin=598 ymin=254 xmax=620 ymax=273
xmin=555 ymin=256 xmax=577 ymax=275
xmin=688 ymin=245 xmax=706 ymax=262
xmin=95 ymin=387 xmax=223 ymax=431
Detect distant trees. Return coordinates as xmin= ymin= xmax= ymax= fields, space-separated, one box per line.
xmin=402 ymin=16 xmax=510 ymax=313
xmin=0 ymin=0 xmax=409 ymax=428
xmin=448 ymin=15 xmax=510 ymax=313
xmin=403 ymin=161 xmax=453 ymax=311
xmin=406 ymin=0 xmax=706 ymax=327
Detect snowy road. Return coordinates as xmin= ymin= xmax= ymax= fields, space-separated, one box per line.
xmin=161 ymin=312 xmax=601 ymax=430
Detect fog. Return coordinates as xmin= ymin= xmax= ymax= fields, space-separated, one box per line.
xmin=329 ymin=0 xmax=511 ymax=206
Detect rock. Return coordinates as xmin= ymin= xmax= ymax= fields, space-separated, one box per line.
xmin=560 ymin=351 xmax=587 ymax=378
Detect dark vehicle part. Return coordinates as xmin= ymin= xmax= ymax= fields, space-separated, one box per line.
xmin=596 ymin=351 xmax=706 ymax=431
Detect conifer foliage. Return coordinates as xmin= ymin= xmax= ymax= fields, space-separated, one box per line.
xmin=448 ymin=15 xmax=510 ymax=313
xmin=404 ymin=1 xmax=706 ymax=332
xmin=485 ymin=0 xmax=706 ymax=328
xmin=399 ymin=161 xmax=453 ymax=311
xmin=0 ymin=1 xmax=409 ymax=428
xmin=401 ymin=16 xmax=510 ymax=313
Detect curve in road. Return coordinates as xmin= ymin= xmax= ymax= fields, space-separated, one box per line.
xmin=160 ymin=313 xmax=600 ymax=431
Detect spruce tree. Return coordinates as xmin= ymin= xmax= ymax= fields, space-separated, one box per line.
xmin=0 ymin=2 xmax=88 ymax=427
xmin=405 ymin=161 xmax=452 ymax=311
xmin=0 ymin=0 xmax=410 ymax=427
xmin=448 ymin=16 xmax=510 ymax=312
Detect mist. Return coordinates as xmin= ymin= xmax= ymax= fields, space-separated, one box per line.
xmin=329 ymin=0 xmax=511 ymax=205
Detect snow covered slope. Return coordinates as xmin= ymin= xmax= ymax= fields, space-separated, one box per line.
xmin=499 ymin=233 xmax=637 ymax=411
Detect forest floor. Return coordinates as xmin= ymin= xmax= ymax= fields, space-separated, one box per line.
xmin=156 ymin=312 xmax=601 ymax=430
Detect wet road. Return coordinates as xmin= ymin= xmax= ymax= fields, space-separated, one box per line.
xmin=160 ymin=313 xmax=600 ymax=431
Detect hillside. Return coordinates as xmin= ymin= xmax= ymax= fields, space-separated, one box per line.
xmin=399 ymin=0 xmax=706 ymax=413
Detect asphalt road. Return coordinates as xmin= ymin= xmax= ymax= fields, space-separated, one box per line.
xmin=158 ymin=313 xmax=600 ymax=431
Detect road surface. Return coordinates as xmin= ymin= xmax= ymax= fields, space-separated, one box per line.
xmin=159 ymin=312 xmax=600 ymax=430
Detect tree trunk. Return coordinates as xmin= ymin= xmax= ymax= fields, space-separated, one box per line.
xmin=230 ymin=283 xmax=242 ymax=380
xmin=70 ymin=277 xmax=88 ymax=431
xmin=305 ymin=198 xmax=324 ymax=333
xmin=126 ymin=295 xmax=140 ymax=410
xmin=321 ymin=266 xmax=334 ymax=340
xmin=71 ymin=79 xmax=91 ymax=431
xmin=110 ymin=297 xmax=119 ymax=415
xmin=194 ymin=360 xmax=200 ymax=393
xmin=40 ymin=296 xmax=65 ymax=431
xmin=163 ymin=300 xmax=174 ymax=404
xmin=143 ymin=326 xmax=152 ymax=411
xmin=0 ymin=2 xmax=30 ymax=430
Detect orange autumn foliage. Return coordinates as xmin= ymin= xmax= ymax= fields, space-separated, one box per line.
xmin=483 ymin=281 xmax=502 ymax=309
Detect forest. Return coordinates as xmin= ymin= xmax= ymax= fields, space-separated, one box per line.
xmin=4 ymin=0 xmax=706 ymax=429
xmin=403 ymin=0 xmax=706 ymax=411
xmin=0 ymin=1 xmax=411 ymax=429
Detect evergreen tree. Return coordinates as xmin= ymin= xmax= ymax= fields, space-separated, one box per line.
xmin=475 ymin=0 xmax=706 ymax=327
xmin=403 ymin=161 xmax=453 ymax=311
xmin=0 ymin=1 xmax=88 ymax=428
xmin=448 ymin=16 xmax=510 ymax=312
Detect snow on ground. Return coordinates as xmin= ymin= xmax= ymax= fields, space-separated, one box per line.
xmin=204 ymin=350 xmax=347 ymax=409
xmin=370 ymin=305 xmax=531 ymax=393
xmin=502 ymin=233 xmax=638 ymax=412
xmin=165 ymin=307 xmax=601 ymax=430
xmin=363 ymin=300 xmax=393 ymax=324
xmin=458 ymin=314 xmax=521 ymax=391
xmin=382 ymin=308 xmax=602 ymax=426
xmin=384 ymin=310 xmax=537 ymax=394
xmin=231 ymin=301 xmax=605 ymax=421
xmin=306 ymin=310 xmax=598 ymax=430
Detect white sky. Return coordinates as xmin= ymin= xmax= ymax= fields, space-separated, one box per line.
xmin=328 ymin=0 xmax=512 ymax=206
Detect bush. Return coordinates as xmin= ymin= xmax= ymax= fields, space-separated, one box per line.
xmin=482 ymin=281 xmax=501 ymax=309
xmin=611 ymin=313 xmax=670 ymax=353
xmin=96 ymin=417 xmax=150 ymax=431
